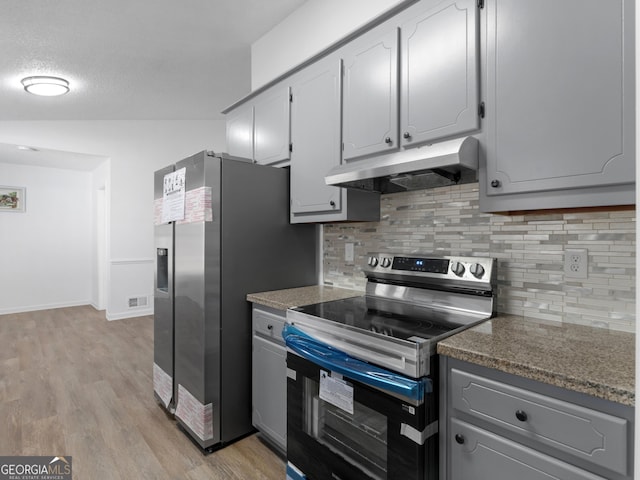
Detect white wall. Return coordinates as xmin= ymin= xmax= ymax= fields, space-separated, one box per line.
xmin=251 ymin=0 xmax=408 ymax=89
xmin=0 ymin=120 xmax=225 ymax=319
xmin=0 ymin=163 xmax=93 ymax=313
xmin=91 ymin=160 xmax=109 ymax=310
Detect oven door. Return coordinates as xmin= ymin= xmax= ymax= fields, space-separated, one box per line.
xmin=285 ymin=328 xmax=438 ymax=480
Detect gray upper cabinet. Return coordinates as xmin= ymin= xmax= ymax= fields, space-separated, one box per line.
xmin=480 ymin=0 xmax=635 ymax=211
xmin=225 ymin=86 xmax=291 ymax=165
xmin=225 ymin=102 xmax=253 ymax=161
xmin=400 ymin=0 xmax=480 ymax=147
xmin=342 ymin=26 xmax=400 ymax=160
xmin=226 ymin=0 xmax=635 ymax=220
xmin=290 ymin=55 xmax=343 ymax=216
xmin=290 ymin=54 xmax=381 ymax=223
xmin=253 ymin=87 xmax=291 ymax=165
xmin=342 ymin=0 xmax=480 ymax=160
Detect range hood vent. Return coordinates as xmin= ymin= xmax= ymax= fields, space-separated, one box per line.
xmin=325 ymin=136 xmax=478 ymax=194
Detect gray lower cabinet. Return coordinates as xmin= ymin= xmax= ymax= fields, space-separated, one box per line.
xmin=450 ymin=418 xmax=607 ymax=480
xmin=289 ymin=54 xmax=380 ymax=223
xmin=480 ymin=0 xmax=635 ymax=212
xmin=252 ymin=305 xmax=287 ymax=452
xmin=441 ymin=357 xmax=634 ymax=480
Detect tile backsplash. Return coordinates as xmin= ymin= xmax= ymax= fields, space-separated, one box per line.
xmin=323 ymin=183 xmax=636 ymax=332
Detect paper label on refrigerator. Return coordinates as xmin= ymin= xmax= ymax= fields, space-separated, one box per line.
xmin=175 ymin=384 xmax=214 ymax=441
xmin=177 ymin=187 xmax=213 ymax=224
xmin=161 ymin=167 xmax=186 ymax=223
xmin=153 ymin=363 xmax=173 ymax=408
xmin=319 ymin=370 xmax=354 ymax=414
xmin=153 ymin=198 xmax=165 ymax=225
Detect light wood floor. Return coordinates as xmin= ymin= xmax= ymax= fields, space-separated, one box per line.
xmin=0 ymin=305 xmax=285 ymax=479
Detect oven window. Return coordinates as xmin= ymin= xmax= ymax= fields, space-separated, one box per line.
xmin=303 ymin=377 xmax=388 ymax=480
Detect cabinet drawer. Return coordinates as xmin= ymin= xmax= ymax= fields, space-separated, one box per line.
xmin=450 ymin=368 xmax=628 ymax=475
xmin=450 ymin=418 xmax=607 ymax=480
xmin=253 ymin=307 xmax=286 ymax=343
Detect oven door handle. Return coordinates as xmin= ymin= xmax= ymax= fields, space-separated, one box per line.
xmin=284 ymin=324 xmax=429 ymax=402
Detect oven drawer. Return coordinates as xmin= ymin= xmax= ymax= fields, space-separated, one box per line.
xmin=253 ymin=306 xmax=286 ymax=343
xmin=450 ymin=368 xmax=628 ymax=475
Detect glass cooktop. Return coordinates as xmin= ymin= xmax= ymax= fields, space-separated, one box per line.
xmin=294 ymin=295 xmax=479 ymax=342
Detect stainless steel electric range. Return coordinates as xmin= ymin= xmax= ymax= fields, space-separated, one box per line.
xmin=284 ymin=254 xmax=497 ymax=480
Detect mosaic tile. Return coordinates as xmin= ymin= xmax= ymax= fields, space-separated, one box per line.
xmin=323 ymin=183 xmax=636 ymax=332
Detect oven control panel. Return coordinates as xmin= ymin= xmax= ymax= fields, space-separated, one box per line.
xmin=392 ymin=256 xmax=450 ymax=274
xmin=366 ymin=254 xmax=495 ymax=284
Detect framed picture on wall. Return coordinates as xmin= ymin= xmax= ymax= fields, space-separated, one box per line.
xmin=0 ymin=186 xmax=26 ymax=213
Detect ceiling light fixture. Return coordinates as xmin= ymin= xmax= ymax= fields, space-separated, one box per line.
xmin=21 ymin=76 xmax=70 ymax=96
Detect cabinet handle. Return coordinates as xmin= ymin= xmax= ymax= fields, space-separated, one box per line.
xmin=455 ymin=434 xmax=465 ymax=445
xmin=329 ymin=200 xmax=335 ymax=207
xmin=403 ymin=132 xmax=411 ymax=139
xmin=267 ymin=324 xmax=273 ymax=330
xmin=490 ymin=179 xmax=501 ymax=188
xmin=515 ymin=410 xmax=528 ymax=422
xmin=385 ymin=137 xmax=392 ymax=144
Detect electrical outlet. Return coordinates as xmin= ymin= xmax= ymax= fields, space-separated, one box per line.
xmin=564 ymin=248 xmax=588 ymax=279
xmin=345 ymin=242 xmax=354 ymax=263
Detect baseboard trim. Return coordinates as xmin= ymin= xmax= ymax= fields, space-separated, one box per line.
xmin=106 ymin=308 xmax=153 ymax=321
xmin=90 ymin=302 xmax=106 ymax=311
xmin=1 ymin=302 xmax=153 ymax=322
xmin=0 ymin=300 xmax=91 ymax=316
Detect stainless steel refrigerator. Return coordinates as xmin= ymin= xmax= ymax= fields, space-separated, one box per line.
xmin=153 ymin=151 xmax=317 ymax=451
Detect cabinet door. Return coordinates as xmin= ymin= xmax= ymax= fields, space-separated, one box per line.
xmin=252 ymin=335 xmax=287 ymax=451
xmin=290 ymin=56 xmax=342 ymax=215
xmin=450 ymin=368 xmax=628 ymax=475
xmin=342 ymin=27 xmax=399 ymax=160
xmin=400 ymin=0 xmax=479 ymax=147
xmin=254 ymin=87 xmax=291 ymax=165
xmin=450 ymin=418 xmax=607 ymax=480
xmin=484 ymin=0 xmax=633 ymax=196
xmin=226 ymin=103 xmax=254 ymax=160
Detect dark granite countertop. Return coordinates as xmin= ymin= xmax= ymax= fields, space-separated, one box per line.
xmin=247 ymin=285 xmax=363 ymax=311
xmin=248 ymin=286 xmax=635 ymax=407
xmin=437 ymin=314 xmax=635 ymax=406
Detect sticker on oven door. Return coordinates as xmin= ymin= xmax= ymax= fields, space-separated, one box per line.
xmin=319 ymin=370 xmax=354 ymax=414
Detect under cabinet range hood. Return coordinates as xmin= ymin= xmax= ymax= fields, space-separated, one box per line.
xmin=325 ymin=136 xmax=479 ymax=193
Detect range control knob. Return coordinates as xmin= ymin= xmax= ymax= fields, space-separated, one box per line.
xmin=470 ymin=263 xmax=485 ymax=279
xmin=381 ymin=257 xmax=391 ymax=268
xmin=368 ymin=256 xmax=379 ymax=267
xmin=451 ymin=261 xmax=465 ymax=277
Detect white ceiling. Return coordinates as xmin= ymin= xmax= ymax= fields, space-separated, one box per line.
xmin=0 ymin=0 xmax=307 ymax=121
xmin=0 ymin=0 xmax=305 ymax=171
xmin=0 ymin=143 xmax=107 ymax=171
